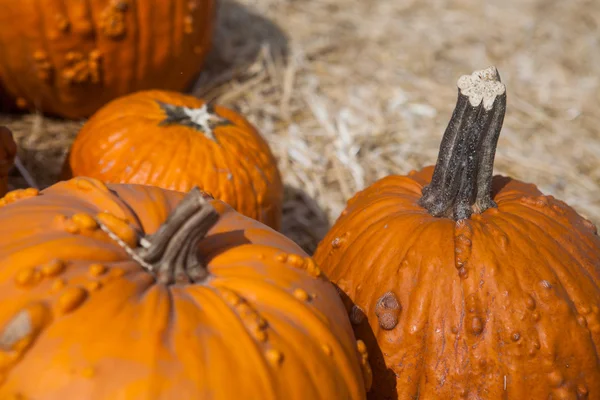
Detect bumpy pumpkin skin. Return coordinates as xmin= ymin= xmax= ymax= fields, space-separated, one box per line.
xmin=314 ymin=166 xmax=600 ymax=399
xmin=63 ymin=90 xmax=284 ymax=230
xmin=0 ymin=127 xmax=17 ymax=196
xmin=0 ymin=0 xmax=215 ymax=119
xmin=0 ymin=177 xmax=369 ymax=400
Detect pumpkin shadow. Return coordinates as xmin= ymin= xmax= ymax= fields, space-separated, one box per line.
xmin=189 ymin=0 xmax=289 ymax=97
xmin=281 ymin=185 xmax=330 ymax=256
xmin=3 ymin=113 xmax=81 ymax=191
xmin=335 ymin=285 xmax=398 ymax=399
xmin=491 ymin=175 xmax=512 ymax=196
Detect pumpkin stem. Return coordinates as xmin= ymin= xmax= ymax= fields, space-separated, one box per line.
xmin=157 ymin=101 xmax=228 ymax=142
xmin=134 ymin=187 xmax=219 ymax=285
xmin=419 ymin=66 xmax=506 ymax=220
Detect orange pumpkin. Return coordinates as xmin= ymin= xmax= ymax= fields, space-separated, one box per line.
xmin=0 ymin=177 xmax=371 ymax=399
xmin=0 ymin=0 xmax=215 ymax=119
xmin=62 ymin=90 xmax=284 ymax=230
xmin=0 ymin=126 xmax=17 ymax=197
xmin=314 ymin=67 xmax=600 ymax=399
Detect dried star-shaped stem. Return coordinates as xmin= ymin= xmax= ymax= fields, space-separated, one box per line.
xmin=157 ymin=101 xmax=230 ymax=142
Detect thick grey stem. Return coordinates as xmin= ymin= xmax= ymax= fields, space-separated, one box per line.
xmin=418 ymin=66 xmax=507 ymax=221
xmin=473 ymin=94 xmax=506 ymax=213
xmin=419 ymin=93 xmax=470 ymax=215
xmin=135 ymin=187 xmax=219 ymax=285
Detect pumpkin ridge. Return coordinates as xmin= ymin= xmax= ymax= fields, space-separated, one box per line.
xmin=129 ymin=283 xmax=178 ymax=395
xmin=117 ymin=139 xmax=159 ymax=184
xmin=218 ymin=123 xmax=281 ymax=220
xmin=508 ymin=198 xmax=600 ymax=263
xmin=158 ymin=125 xmax=192 ymax=190
xmin=101 ymin=186 xmax=148 ymax=231
xmin=211 ymin=276 xmax=342 ymax=340
xmin=362 ymin=216 xmax=439 ymax=303
xmin=472 ymin=213 xmax=599 ymax=396
xmin=177 ymin=110 xmax=242 ymax=211
xmin=213 ymin=280 xmax=360 ymax=398
xmin=70 ymin=124 xmax=131 ymax=177
xmin=172 ymin=0 xmax=185 ymax=89
xmin=473 ymin=217 xmax=531 ymax=299
xmin=223 ymin=123 xmax=280 ymax=224
xmin=389 ymin=224 xmax=457 ymax=398
xmin=317 ymin=194 xmax=429 ymax=278
xmin=193 ymin=286 xmax=279 ymax=400
xmin=193 ymin=283 xmax=330 ymax=399
xmin=134 ymin=0 xmax=150 ymax=85
xmin=129 ymin=0 xmax=141 ymax=95
xmin=500 ymin=199 xmax=600 ymax=286
xmin=342 ymin=176 xmax=426 ymax=217
xmin=213 ymin=136 xmax=243 ymax=218
xmin=145 ymin=138 xmax=183 ymax=189
xmin=217 ymin=132 xmax=262 ymax=226
xmin=79 ymin=184 xmax=146 ymax=230
xmin=33 ymin=0 xmax=60 ymax=106
xmin=454 ymin=221 xmax=513 ymax=395
xmin=493 ymin=207 xmax=600 ymax=305
xmin=323 ymin=208 xmax=402 ymax=277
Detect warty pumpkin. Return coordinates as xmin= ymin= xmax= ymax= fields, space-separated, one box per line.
xmin=0 ymin=0 xmax=215 ymax=119
xmin=0 ymin=126 xmax=17 ymax=197
xmin=0 ymin=177 xmax=371 ymax=399
xmin=313 ymin=66 xmax=600 ymax=399
xmin=62 ymin=89 xmax=284 ymax=230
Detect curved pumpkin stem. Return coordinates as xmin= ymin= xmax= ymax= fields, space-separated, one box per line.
xmin=134 ymin=187 xmax=219 ymax=284
xmin=419 ymin=66 xmax=507 ymax=220
xmin=100 ymin=187 xmax=219 ymax=285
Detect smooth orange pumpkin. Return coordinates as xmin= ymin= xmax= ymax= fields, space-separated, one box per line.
xmin=62 ymin=89 xmax=284 ymax=231
xmin=0 ymin=0 xmax=215 ymax=119
xmin=0 ymin=177 xmax=371 ymax=399
xmin=0 ymin=126 xmax=17 ymax=197
xmin=314 ymin=67 xmax=600 ymax=399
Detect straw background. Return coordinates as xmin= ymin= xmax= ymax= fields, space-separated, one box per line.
xmin=1 ymin=0 xmax=599 ymax=253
